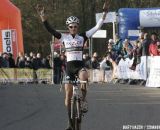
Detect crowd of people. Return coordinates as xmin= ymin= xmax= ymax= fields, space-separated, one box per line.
xmin=0 ymin=32 xmax=159 ymax=84
xmin=104 ymin=32 xmax=159 ymax=70
xmin=0 ymin=52 xmax=52 ymax=69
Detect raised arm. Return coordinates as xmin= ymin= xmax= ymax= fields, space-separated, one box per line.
xmin=36 ymin=5 xmax=62 ymax=39
xmin=85 ymin=0 xmax=110 ymax=38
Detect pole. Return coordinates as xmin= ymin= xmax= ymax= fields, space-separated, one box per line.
xmin=88 ymin=38 xmax=91 ymax=57
xmin=90 ymin=38 xmax=93 ymax=58
xmin=113 ymin=22 xmax=116 ymax=42
xmin=50 ymin=36 xmax=55 ymax=84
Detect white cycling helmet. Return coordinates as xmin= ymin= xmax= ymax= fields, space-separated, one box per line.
xmin=66 ymin=16 xmax=79 ymax=26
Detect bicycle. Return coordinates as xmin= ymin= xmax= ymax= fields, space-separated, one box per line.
xmin=63 ymin=76 xmax=87 ymax=130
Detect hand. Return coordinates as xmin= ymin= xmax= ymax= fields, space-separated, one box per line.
xmin=103 ymin=0 xmax=110 ymax=12
xmin=36 ymin=4 xmax=46 ymax=22
xmin=36 ymin=4 xmax=44 ymax=16
xmin=102 ymin=0 xmax=110 ymax=20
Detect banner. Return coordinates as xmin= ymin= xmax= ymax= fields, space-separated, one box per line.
xmin=92 ymin=30 xmax=107 ymax=38
xmin=0 ymin=68 xmax=15 ymax=82
xmin=36 ymin=69 xmax=52 ymax=82
xmin=146 ymin=57 xmax=160 ymax=87
xmin=140 ymin=9 xmax=160 ymax=27
xmin=115 ymin=56 xmax=147 ymax=80
xmin=1 ymin=29 xmax=18 ymax=58
xmin=105 ymin=70 xmax=113 ymax=82
xmin=89 ymin=69 xmax=113 ymax=83
xmin=96 ymin=12 xmax=117 ymax=23
xmin=16 ymin=69 xmax=33 ymax=82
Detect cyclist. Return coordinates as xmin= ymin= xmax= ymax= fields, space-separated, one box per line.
xmin=37 ymin=1 xmax=109 ymax=129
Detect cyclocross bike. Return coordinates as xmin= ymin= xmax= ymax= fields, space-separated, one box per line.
xmin=63 ymin=76 xmax=87 ymax=130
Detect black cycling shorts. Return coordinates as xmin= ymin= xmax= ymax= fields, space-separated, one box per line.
xmin=66 ymin=61 xmax=84 ymax=80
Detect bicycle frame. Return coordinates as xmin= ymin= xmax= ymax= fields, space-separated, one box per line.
xmin=63 ymin=79 xmax=87 ymax=130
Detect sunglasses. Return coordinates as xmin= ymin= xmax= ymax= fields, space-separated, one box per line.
xmin=69 ymin=26 xmax=78 ymax=29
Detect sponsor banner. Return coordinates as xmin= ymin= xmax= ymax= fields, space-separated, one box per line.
xmin=140 ymin=9 xmax=160 ymax=27
xmin=0 ymin=68 xmax=15 ymax=82
xmin=92 ymin=69 xmax=101 ymax=82
xmin=116 ymin=59 xmax=129 ymax=79
xmin=115 ymin=56 xmax=147 ymax=80
xmin=89 ymin=69 xmax=113 ymax=83
xmin=36 ymin=69 xmax=52 ymax=82
xmin=128 ymin=30 xmax=140 ymax=37
xmin=146 ymin=56 xmax=160 ymax=87
xmin=1 ymin=29 xmax=17 ymax=56
xmin=16 ymin=69 xmax=33 ymax=82
xmin=105 ymin=70 xmax=113 ymax=82
xmin=2 ymin=30 xmax=13 ymax=53
xmin=92 ymin=30 xmax=107 ymax=38
xmin=96 ymin=12 xmax=117 ymax=23
xmin=0 ymin=68 xmax=52 ymax=83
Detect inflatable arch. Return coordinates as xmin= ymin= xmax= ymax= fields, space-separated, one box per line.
xmin=0 ymin=0 xmax=24 ymax=58
xmin=118 ymin=8 xmax=160 ymax=40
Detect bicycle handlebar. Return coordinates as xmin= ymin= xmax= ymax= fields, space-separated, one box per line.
xmin=62 ymin=80 xmax=87 ymax=84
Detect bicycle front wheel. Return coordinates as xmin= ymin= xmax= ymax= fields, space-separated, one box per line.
xmin=71 ymin=97 xmax=81 ymax=130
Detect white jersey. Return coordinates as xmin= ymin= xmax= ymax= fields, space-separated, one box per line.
xmin=60 ymin=34 xmax=85 ymax=62
xmin=43 ymin=18 xmax=104 ymax=62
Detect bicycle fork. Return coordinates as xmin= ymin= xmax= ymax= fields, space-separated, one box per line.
xmin=71 ymin=85 xmax=81 ymax=120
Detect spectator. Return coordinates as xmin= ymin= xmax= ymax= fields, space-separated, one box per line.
xmin=130 ymin=40 xmax=142 ymax=70
xmin=8 ymin=53 xmax=15 ymax=68
xmin=122 ymin=39 xmax=133 ymax=59
xmin=1 ymin=53 xmax=9 ymax=68
xmin=157 ymin=41 xmax=160 ymax=55
xmin=0 ymin=52 xmax=3 ymax=67
xmin=42 ymin=55 xmax=51 ymax=68
xmin=100 ymin=53 xmax=112 ymax=71
xmin=16 ymin=52 xmax=23 ymax=67
xmin=24 ymin=53 xmax=28 ymax=60
xmin=29 ymin=52 xmax=34 ymax=60
xmin=91 ymin=52 xmax=100 ymax=69
xmin=112 ymin=35 xmax=123 ymax=55
xmin=18 ymin=56 xmax=25 ymax=68
xmin=106 ymin=39 xmax=119 ymax=62
xmin=100 ymin=55 xmax=110 ymax=82
xmin=36 ymin=53 xmax=43 ymax=68
xmin=141 ymin=33 xmax=150 ymax=56
xmin=149 ymin=32 xmax=158 ymax=56
xmin=138 ymin=32 xmax=144 ymax=43
xmin=31 ymin=54 xmax=39 ymax=70
xmin=54 ymin=52 xmax=62 ymax=84
xmin=25 ymin=57 xmax=32 ymax=68
xmin=107 ymin=39 xmax=114 ymax=53
xmin=83 ymin=53 xmax=90 ymax=69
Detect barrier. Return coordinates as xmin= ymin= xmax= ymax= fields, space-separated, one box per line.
xmin=146 ymin=57 xmax=160 ymax=87
xmin=114 ymin=56 xmax=147 ymax=80
xmin=89 ymin=69 xmax=113 ymax=83
xmin=36 ymin=69 xmax=52 ymax=83
xmin=0 ymin=56 xmax=159 ymax=87
xmin=0 ymin=68 xmax=15 ymax=82
xmin=0 ymin=68 xmax=52 ymax=83
xmin=16 ymin=68 xmax=33 ymax=82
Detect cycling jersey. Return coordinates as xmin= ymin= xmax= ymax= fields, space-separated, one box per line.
xmin=43 ymin=18 xmax=104 ymax=79
xmin=60 ymin=34 xmax=85 ymax=62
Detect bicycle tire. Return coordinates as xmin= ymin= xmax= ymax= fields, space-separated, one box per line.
xmin=71 ymin=97 xmax=82 ymax=130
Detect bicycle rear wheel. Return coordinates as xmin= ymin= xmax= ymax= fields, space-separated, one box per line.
xmin=71 ymin=97 xmax=82 ymax=130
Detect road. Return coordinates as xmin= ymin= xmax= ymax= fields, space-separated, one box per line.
xmin=0 ymin=83 xmax=160 ymax=130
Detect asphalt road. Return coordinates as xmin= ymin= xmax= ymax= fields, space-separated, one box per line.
xmin=0 ymin=83 xmax=160 ymax=130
